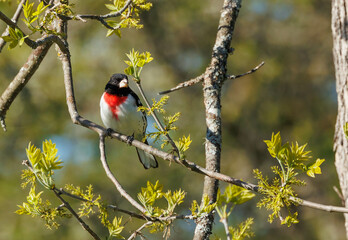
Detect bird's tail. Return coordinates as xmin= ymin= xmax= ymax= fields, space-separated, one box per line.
xmin=136 ymin=148 xmax=158 ymax=169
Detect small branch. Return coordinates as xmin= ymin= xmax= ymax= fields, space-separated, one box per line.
xmin=158 ymin=61 xmax=265 ymax=95
xmin=0 ymin=43 xmax=52 ymax=131
xmin=55 ymin=187 xmax=89 ymax=202
xmin=99 ymin=134 xmax=147 ymax=213
xmin=225 ymin=61 xmax=265 ymax=81
xmin=0 ymin=0 xmax=26 ymax=52
xmin=292 ymin=196 xmax=348 ymax=213
xmin=221 ymin=218 xmax=232 ymax=240
xmin=53 ymin=189 xmax=101 ymax=240
xmin=333 ymin=186 xmax=345 ymax=205
xmin=127 ymin=222 xmax=152 ymax=240
xmin=135 ymin=82 xmax=180 ymax=157
xmin=0 ymin=11 xmax=68 ymax=51
xmin=59 ymin=0 xmax=132 ymax=30
xmin=158 ymin=73 xmax=205 ymax=95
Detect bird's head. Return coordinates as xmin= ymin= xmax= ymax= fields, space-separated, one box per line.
xmin=105 ymin=73 xmax=130 ymax=95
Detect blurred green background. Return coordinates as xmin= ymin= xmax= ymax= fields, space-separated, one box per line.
xmin=0 ymin=0 xmax=343 ymax=239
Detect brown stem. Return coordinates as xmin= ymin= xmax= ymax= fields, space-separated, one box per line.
xmin=0 ymin=0 xmax=26 ymax=52
xmin=127 ymin=222 xmax=152 ymax=240
xmin=53 ymin=189 xmax=101 ymax=240
xmin=99 ymin=134 xmax=147 ymax=213
xmin=0 ymin=43 xmax=52 ymax=131
xmin=135 ymin=82 xmax=180 ymax=156
xmin=226 ymin=61 xmax=265 ymax=81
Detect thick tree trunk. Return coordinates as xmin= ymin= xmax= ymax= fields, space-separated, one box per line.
xmin=331 ymin=0 xmax=348 ymax=239
xmin=193 ymin=1 xmax=242 ymax=239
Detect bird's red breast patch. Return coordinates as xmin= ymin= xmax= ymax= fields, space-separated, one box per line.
xmin=103 ymin=92 xmax=127 ymax=120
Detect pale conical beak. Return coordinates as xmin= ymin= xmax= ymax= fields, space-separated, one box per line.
xmin=119 ymin=79 xmax=129 ymax=88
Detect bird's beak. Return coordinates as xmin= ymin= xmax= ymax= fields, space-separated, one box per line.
xmin=119 ymin=79 xmax=129 ymax=88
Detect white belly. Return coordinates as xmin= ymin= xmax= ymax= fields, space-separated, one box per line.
xmin=100 ymin=93 xmax=145 ymax=139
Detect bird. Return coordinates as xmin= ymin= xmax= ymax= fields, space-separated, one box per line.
xmin=100 ymin=73 xmax=158 ymax=169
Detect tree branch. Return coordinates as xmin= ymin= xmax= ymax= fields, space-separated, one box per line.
xmin=0 ymin=0 xmax=26 ymax=52
xmin=221 ymin=218 xmax=232 ymax=240
xmin=53 ymin=188 xmax=101 ymax=240
xmin=225 ymin=61 xmax=265 ymax=81
xmin=98 ymin=134 xmax=147 ymax=213
xmin=58 ymin=0 xmax=133 ymax=30
xmin=0 ymin=43 xmax=52 ymax=131
xmin=194 ymin=0 xmax=242 ymax=239
xmin=158 ymin=61 xmax=264 ymax=95
xmin=291 ymin=196 xmax=348 ymax=214
xmin=158 ymin=73 xmax=205 ymax=95
xmin=135 ymin=82 xmax=180 ymax=157
xmin=127 ymin=222 xmax=152 ymax=240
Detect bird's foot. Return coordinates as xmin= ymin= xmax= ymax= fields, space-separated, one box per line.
xmin=106 ymin=128 xmax=113 ymax=137
xmin=126 ymin=136 xmax=134 ymax=145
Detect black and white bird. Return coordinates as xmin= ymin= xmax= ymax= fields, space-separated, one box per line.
xmin=100 ymin=73 xmax=158 ymax=169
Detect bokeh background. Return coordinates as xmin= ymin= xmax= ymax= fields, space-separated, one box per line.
xmin=0 ymin=0 xmax=343 ymax=239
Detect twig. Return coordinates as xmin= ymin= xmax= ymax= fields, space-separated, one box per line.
xmin=53 ymin=189 xmax=101 ymax=240
xmin=127 ymin=222 xmax=152 ymax=240
xmin=0 ymin=43 xmax=52 ymax=131
xmin=226 ymin=61 xmax=265 ymax=81
xmin=333 ymin=186 xmax=345 ymax=205
xmin=99 ymin=134 xmax=147 ymax=213
xmin=0 ymin=11 xmax=68 ymax=51
xmin=59 ymin=0 xmax=133 ymax=30
xmin=158 ymin=61 xmax=264 ymax=95
xmin=0 ymin=0 xmax=26 ymax=52
xmin=135 ymin=82 xmax=180 ymax=157
xmin=291 ymin=196 xmax=348 ymax=213
xmin=158 ymin=73 xmax=205 ymax=95
xmin=221 ymin=218 xmax=232 ymax=240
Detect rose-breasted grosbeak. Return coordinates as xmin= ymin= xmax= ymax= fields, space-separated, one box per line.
xmin=100 ymin=73 xmax=158 ymax=169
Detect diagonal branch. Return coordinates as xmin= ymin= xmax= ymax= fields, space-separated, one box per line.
xmin=135 ymin=82 xmax=180 ymax=157
xmin=158 ymin=61 xmax=264 ymax=95
xmin=0 ymin=11 xmax=68 ymax=51
xmin=58 ymin=0 xmax=133 ymax=30
xmin=225 ymin=61 xmax=265 ymax=81
xmin=53 ymin=188 xmax=101 ymax=240
xmin=98 ymin=133 xmax=147 ymax=213
xmin=158 ymin=73 xmax=205 ymax=95
xmin=0 ymin=43 xmax=52 ymax=131
xmin=0 ymin=0 xmax=26 ymax=52
xmin=127 ymin=222 xmax=152 ymax=240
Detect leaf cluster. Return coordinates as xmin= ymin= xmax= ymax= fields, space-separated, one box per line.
xmin=105 ymin=0 xmax=152 ymax=38
xmin=190 ymin=195 xmax=217 ymax=218
xmin=16 ymin=186 xmax=71 ymax=229
xmin=254 ymin=132 xmax=324 ymax=226
xmin=229 ymin=218 xmax=254 ymax=240
xmin=1 ymin=27 xmax=27 ymax=49
xmin=137 ymin=181 xmax=186 ymax=233
xmin=64 ymin=184 xmax=125 ymax=239
xmin=25 ymin=140 xmax=63 ymax=189
xmin=264 ymin=132 xmax=324 ymax=180
xmin=124 ymin=49 xmax=153 ymax=82
xmin=216 ymin=184 xmax=255 ymax=220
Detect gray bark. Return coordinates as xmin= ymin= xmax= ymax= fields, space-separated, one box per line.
xmin=193 ymin=0 xmax=242 ymax=239
xmin=331 ymin=0 xmax=348 ymax=239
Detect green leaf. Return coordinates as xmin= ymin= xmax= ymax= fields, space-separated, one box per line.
xmin=8 ymin=40 xmax=19 ymax=49
xmin=1 ymin=35 xmax=13 ymax=42
xmin=306 ymin=158 xmax=325 ymax=178
xmin=105 ymin=3 xmax=118 ymax=11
